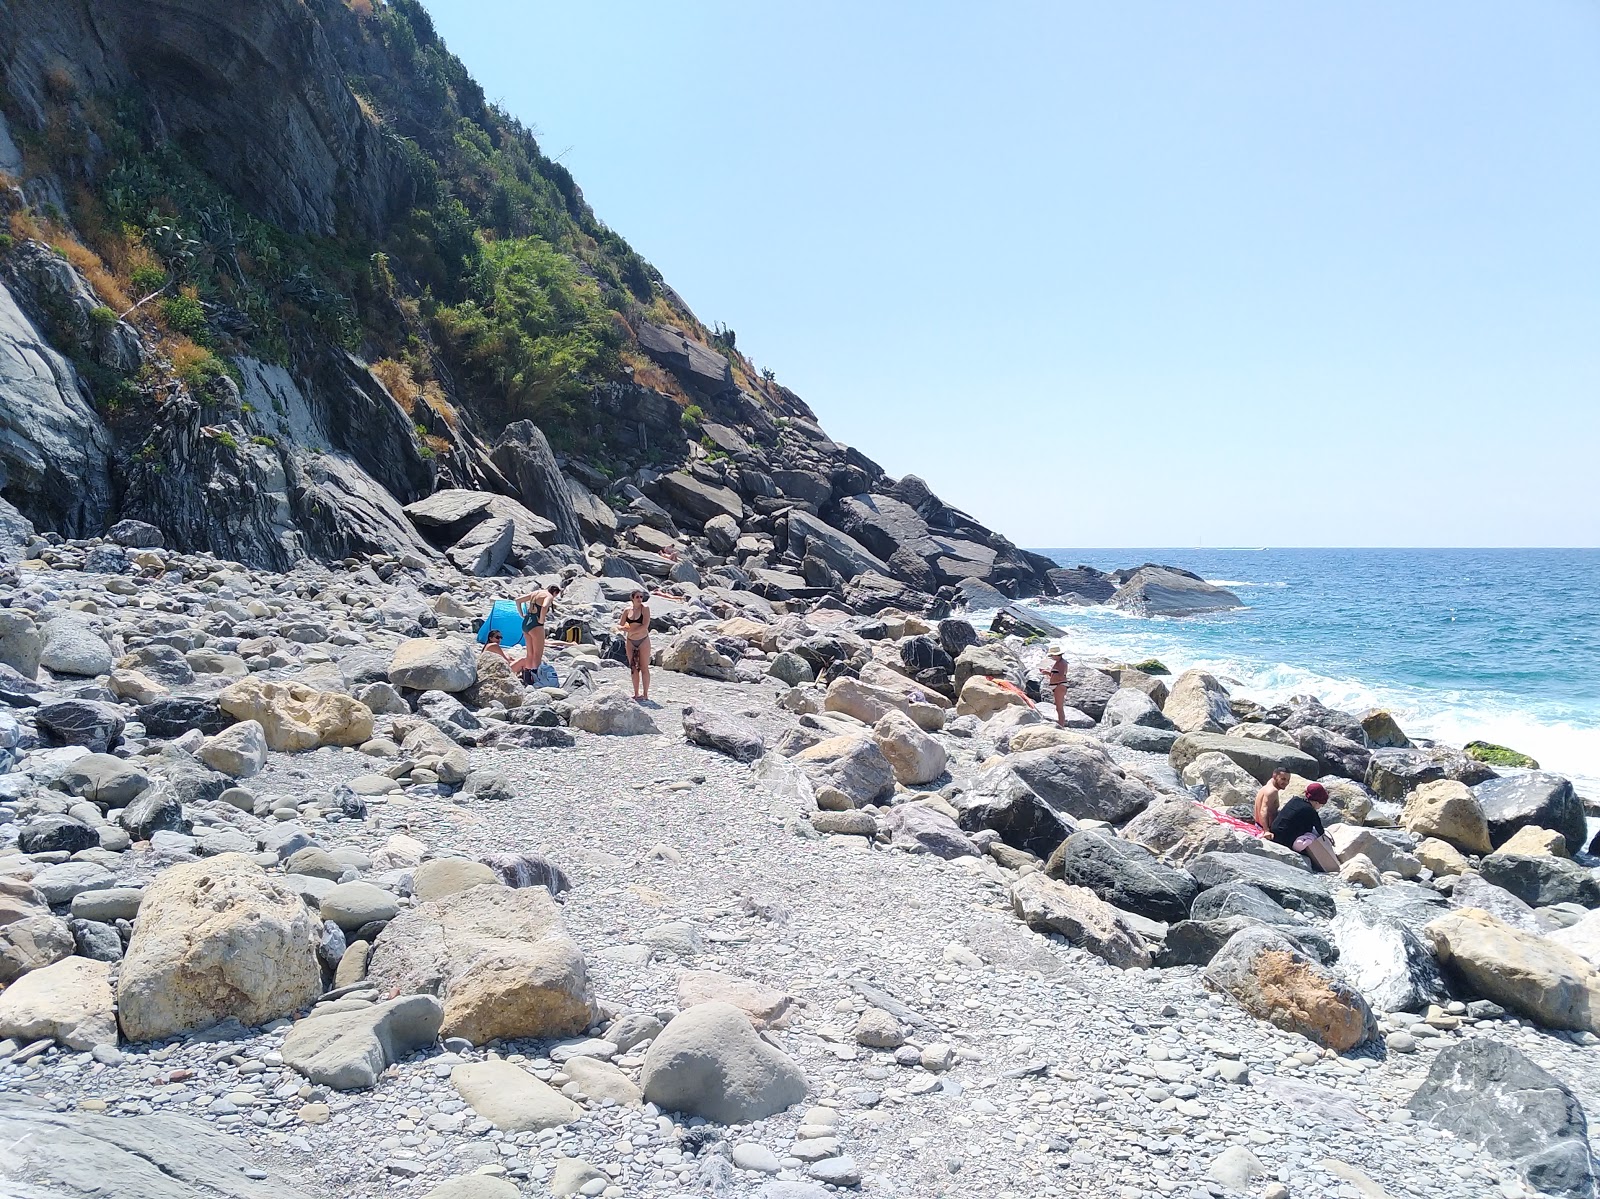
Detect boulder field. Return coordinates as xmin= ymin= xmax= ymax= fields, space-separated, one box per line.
xmin=0 ymin=533 xmax=1594 ymax=1199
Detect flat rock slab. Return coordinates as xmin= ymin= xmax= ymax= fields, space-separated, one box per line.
xmin=451 ymin=1059 xmax=580 ymax=1131
xmin=280 ymin=994 xmax=443 ymax=1090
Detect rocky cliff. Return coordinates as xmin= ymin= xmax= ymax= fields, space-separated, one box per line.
xmin=0 ymin=0 xmax=1057 ymax=607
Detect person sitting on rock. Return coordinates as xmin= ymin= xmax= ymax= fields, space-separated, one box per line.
xmin=1271 ymin=781 xmax=1339 ymax=871
xmin=1254 ymin=765 xmax=1291 ymax=833
xmin=617 ymin=589 xmax=652 ymax=702
xmin=514 ymin=584 xmax=560 ymax=677
xmin=1044 ymin=644 xmax=1069 ymax=728
xmin=482 ymin=628 xmax=514 ymax=663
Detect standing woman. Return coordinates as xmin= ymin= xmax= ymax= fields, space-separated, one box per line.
xmin=514 ymin=583 xmax=561 ymax=676
xmin=618 ymin=588 xmax=652 ymax=701
xmin=1044 ymin=644 xmax=1069 ymax=728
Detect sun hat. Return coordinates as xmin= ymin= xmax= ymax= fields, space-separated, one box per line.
xmin=1047 ymin=644 xmax=1063 ymax=656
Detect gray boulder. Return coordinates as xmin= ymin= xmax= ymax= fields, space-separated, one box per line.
xmin=1365 ymin=748 xmax=1446 ymax=801
xmin=1331 ymin=905 xmax=1447 ymax=1013
xmin=491 ymin=422 xmax=585 ymax=548
xmin=1450 ymin=872 xmax=1552 ymax=934
xmin=1170 ymin=732 xmax=1317 ymax=784
xmin=0 ymin=610 xmax=41 ymax=677
xmin=1205 ymin=925 xmax=1376 ymax=1051
xmin=641 ymin=1001 xmax=806 ymax=1123
xmin=38 ymin=615 xmax=115 ymax=677
xmin=1475 ymin=773 xmax=1588 ymax=854
xmin=281 ymin=995 xmax=444 ymax=1090
xmin=879 ymin=804 xmax=979 ymax=859
xmin=1188 ymin=852 xmax=1335 ymax=919
xmin=36 ymin=699 xmax=125 ymax=753
xmin=1100 ymin=687 xmax=1174 ymax=730
xmin=1110 ymin=567 xmax=1241 ymax=617
xmin=657 ymin=471 xmax=743 ymax=525
xmin=569 ymin=690 xmax=660 ymax=736
xmin=978 ymin=742 xmax=1155 ymax=825
xmin=682 ymin=706 xmax=766 ymax=763
xmin=956 ymin=782 xmax=1077 ymax=860
xmin=1409 ymin=1039 xmax=1596 ymax=1199
xmin=1293 ymin=725 xmax=1372 ymax=781
xmin=446 ymin=516 xmax=515 ymax=577
xmin=1049 ymin=831 xmax=1197 ymax=923
xmin=1480 ymin=855 xmax=1600 ymax=911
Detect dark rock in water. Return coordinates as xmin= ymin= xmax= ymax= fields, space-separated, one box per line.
xmin=1292 ymin=725 xmax=1371 ymax=782
xmin=1100 ymin=723 xmax=1180 ymax=753
xmin=1449 ymin=872 xmax=1548 ymax=935
xmin=682 ymin=706 xmax=766 ymax=763
xmin=1274 ymin=695 xmax=1367 ymax=744
xmin=957 ymin=786 xmax=1078 ymax=860
xmin=36 ymin=699 xmax=125 ymax=753
xmin=120 ymin=786 xmax=192 ymax=841
xmin=18 ymin=814 xmax=100 ymax=855
xmin=1480 ymin=854 xmax=1600 ymax=910
xmin=1109 ymin=567 xmax=1241 ymax=617
xmin=989 ymin=604 xmax=1065 ymax=640
xmin=1046 ymin=565 xmax=1116 ymax=604
xmin=1047 ymin=831 xmax=1198 ymax=923
xmin=1474 ymin=773 xmax=1588 ymax=855
xmin=1188 ymin=852 xmax=1335 ymax=919
xmin=138 ymin=697 xmax=231 ymax=738
xmin=1331 ymin=905 xmax=1447 ymax=1013
xmin=1409 ymin=1039 xmax=1597 ymax=1199
xmin=1365 ymin=748 xmax=1446 ymax=801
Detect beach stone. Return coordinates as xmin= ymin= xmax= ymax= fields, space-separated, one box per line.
xmin=320 ymin=882 xmax=401 ymax=933
xmin=550 ymin=1158 xmax=608 ymax=1197
xmin=793 ymin=734 xmax=895 ymax=808
xmin=733 ymin=1143 xmax=783 ymax=1174
xmin=872 ymin=708 xmax=947 ymax=785
xmin=1401 ymin=779 xmax=1492 ymax=853
xmin=196 ymin=719 xmax=268 ymax=779
xmin=1327 ymin=825 xmax=1422 ymax=879
xmin=954 ymin=674 xmax=1029 ymax=720
xmin=1162 ymin=670 xmax=1233 ymax=733
xmin=119 ymin=784 xmax=190 ymax=841
xmin=18 ymin=814 xmax=98 ymax=855
xmin=1331 ymin=905 xmax=1447 ymax=1013
xmin=563 ymin=1054 xmax=642 ymax=1105
xmin=452 ymin=1059 xmax=580 ymax=1130
xmin=682 ymin=705 xmax=766 ymax=763
xmin=1100 ymin=686 xmax=1172 ymax=729
xmin=281 ymin=994 xmax=444 ymax=1090
xmin=1180 ymin=751 xmax=1258 ymax=809
xmin=978 ymin=741 xmax=1155 ymax=824
xmin=569 ymin=689 xmax=660 ymax=735
xmin=1339 ymin=853 xmax=1380 ymax=888
xmin=1409 ymin=1039 xmax=1595 ymax=1199
xmin=809 ymin=808 xmax=878 ymax=837
xmin=365 ymin=884 xmax=596 ymax=1044
xmin=283 ymin=847 xmax=343 ymax=881
xmin=1426 ymin=908 xmax=1600 ymax=1032
xmin=1008 ymin=872 xmax=1151 ymax=969
xmin=1451 ymin=873 xmax=1547 ymax=934
xmin=218 ymin=678 xmax=374 ymax=752
xmin=423 ymin=1178 xmax=521 ymax=1199
xmin=388 ymin=637 xmax=478 ymax=692
xmin=335 ymin=940 xmax=371 ymax=988
xmin=1496 ymin=825 xmax=1570 ymax=858
xmin=878 ymin=803 xmax=978 ymax=858
xmin=1475 ymin=773 xmax=1588 ymax=854
xmin=0 ymin=954 xmax=116 ymax=1050
xmin=1189 ymin=852 xmax=1334 ymax=918
xmin=1415 ymin=837 xmax=1470 ymax=877
xmin=676 ymin=970 xmax=796 ymax=1029
xmin=412 ymin=858 xmax=500 ymax=902
xmin=1047 ymin=830 xmax=1198 ymax=922
xmin=854 ymin=1006 xmax=906 ymax=1048
xmin=0 ymin=914 xmax=75 ymax=984
xmin=1170 ymin=732 xmax=1316 ymax=784
xmin=116 ymin=853 xmax=322 ymax=1041
xmin=36 ymin=699 xmax=124 ymax=753
xmin=1366 ymin=748 xmax=1447 ymax=801
xmin=659 ymin=631 xmax=736 ymax=680
xmin=37 ymin=615 xmax=114 ymax=676
xmin=641 ymin=1001 xmax=807 ymax=1123
xmin=0 ymin=610 xmax=41 ymax=677
xmin=1479 ymin=854 xmax=1600 ymax=910
xmin=1360 ymin=708 xmax=1410 ymax=747
xmin=138 ymin=696 xmax=231 ymax=738
xmin=1207 ymin=1146 xmax=1266 ymax=1188
xmin=768 ymin=652 xmax=814 ymax=686
xmin=70 ymin=887 xmax=143 ymax=923
xmin=53 ymin=753 xmax=149 ymax=805
xmin=1205 ymin=924 xmax=1377 ymax=1050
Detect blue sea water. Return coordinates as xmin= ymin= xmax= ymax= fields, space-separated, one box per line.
xmin=1023 ymin=548 xmax=1600 ymax=795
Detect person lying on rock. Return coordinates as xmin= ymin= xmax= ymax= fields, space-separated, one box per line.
xmin=1271 ymin=781 xmax=1339 ymax=871
xmin=514 ymin=583 xmax=560 ymax=677
xmin=1044 ymin=644 xmax=1069 ymax=727
xmin=618 ymin=588 xmax=652 ymax=702
xmin=1254 ymin=765 xmax=1291 ymax=833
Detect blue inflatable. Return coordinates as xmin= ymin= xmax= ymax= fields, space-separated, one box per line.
xmin=476 ymin=599 xmax=526 ymax=648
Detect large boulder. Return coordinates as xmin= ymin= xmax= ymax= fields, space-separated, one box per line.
xmin=1330 ymin=906 xmax=1446 ymax=1013
xmin=218 ymin=679 xmax=374 ymax=752
xmin=452 ymin=1058 xmax=582 ymax=1131
xmin=1057 ymin=667 xmax=1118 ymax=721
xmin=389 ymin=637 xmax=478 ymax=693
xmin=957 ymin=781 xmax=1077 ymax=860
xmin=1479 ymin=855 xmax=1600 ymax=910
xmin=657 ymin=471 xmax=744 ymax=525
xmin=446 ymin=516 xmax=515 ymax=577
xmin=53 ymin=752 xmax=150 ymax=805
xmin=1291 ymin=725 xmax=1371 ymax=781
xmin=1426 ymin=909 xmax=1600 ymax=1032
xmin=1474 ymin=773 xmax=1588 ymax=854
xmin=1100 ymin=687 xmax=1173 ymax=730
xmin=1008 ymin=872 xmax=1151 ymax=969
xmin=1409 ymin=1039 xmax=1597 ymax=1199
xmin=793 ymin=735 xmax=895 ymax=808
xmin=462 ymin=651 xmax=525 ymax=710
xmin=0 ymin=913 xmax=74 ymax=984
xmin=1048 ymin=832 xmax=1198 ymax=923
xmin=825 ymin=675 xmax=945 ymax=732
xmin=281 ymin=995 xmax=444 ymax=1090
xmin=491 ymin=421 xmax=585 ymax=549
xmin=872 ymin=709 xmax=947 ymax=786
xmin=365 ymin=884 xmax=596 ymax=1045
xmin=977 ymin=742 xmax=1155 ymax=825
xmin=641 ymin=1001 xmax=806 ymax=1123
xmin=0 ymin=955 xmax=117 ymax=1050
xmin=1205 ymin=925 xmax=1377 ymax=1051
xmin=1188 ymin=852 xmax=1335 ymax=919
xmin=1401 ymin=779 xmax=1492 ymax=854
xmin=681 ymin=706 xmax=765 ymax=763
xmin=1162 ymin=670 xmax=1234 ymax=733
xmin=660 ymin=631 xmax=736 ymax=681
xmin=879 ymin=803 xmax=979 ymax=859
xmin=1180 ymin=751 xmax=1259 ymax=810
xmin=1365 ymin=748 xmax=1446 ymax=801
xmin=35 ymin=699 xmax=125 ymax=753
xmin=196 ymin=720 xmax=268 ymax=779
xmin=117 ymin=854 xmax=323 ymax=1041
xmin=1110 ymin=567 xmax=1241 ymax=617
xmin=0 ymin=609 xmax=41 ymax=677
xmin=954 ymin=674 xmax=1031 ymax=720
xmin=1326 ymin=825 xmax=1422 ymax=879
xmin=570 ymin=690 xmax=660 ymax=736
xmin=37 ymin=615 xmax=114 ymax=677
xmin=1170 ymin=733 xmax=1317 ymax=785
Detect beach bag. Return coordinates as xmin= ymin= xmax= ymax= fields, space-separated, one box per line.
xmin=601 ymin=634 xmax=628 ymax=664
xmin=533 ymin=662 xmax=559 ymax=689
xmin=559 ymin=618 xmax=590 ymax=645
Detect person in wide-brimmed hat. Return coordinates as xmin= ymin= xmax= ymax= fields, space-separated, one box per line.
xmin=1044 ymin=644 xmax=1069 ymax=728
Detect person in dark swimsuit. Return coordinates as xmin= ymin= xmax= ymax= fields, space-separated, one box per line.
xmin=618 ymin=589 xmax=652 ymax=701
xmin=1271 ymin=782 xmax=1339 ymax=872
xmin=483 ymin=629 xmax=512 ymax=662
xmin=514 ymin=584 xmax=560 ymax=675
xmin=1044 ymin=644 xmax=1069 ymax=727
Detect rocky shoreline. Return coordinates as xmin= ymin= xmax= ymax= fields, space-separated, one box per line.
xmin=0 ymin=521 xmax=1597 ymax=1199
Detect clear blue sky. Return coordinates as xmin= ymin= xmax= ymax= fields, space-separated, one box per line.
xmin=421 ymin=1 xmax=1599 ymax=548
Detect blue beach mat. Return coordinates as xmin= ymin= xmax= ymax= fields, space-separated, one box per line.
xmin=477 ymin=599 xmax=526 ymax=648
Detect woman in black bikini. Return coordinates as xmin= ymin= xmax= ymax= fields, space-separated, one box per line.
xmin=514 ymin=584 xmax=560 ymax=676
xmin=618 ymin=588 xmax=652 ymax=701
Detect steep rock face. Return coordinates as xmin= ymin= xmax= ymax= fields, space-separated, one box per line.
xmin=1 ymin=0 xmax=410 ymax=239
xmin=0 ymin=280 xmax=114 ymax=537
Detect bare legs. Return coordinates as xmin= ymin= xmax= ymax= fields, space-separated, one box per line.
xmin=628 ymin=637 xmax=651 ymax=700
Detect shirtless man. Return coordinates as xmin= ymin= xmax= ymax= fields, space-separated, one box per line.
xmin=1044 ymin=645 xmax=1069 ymax=728
xmin=1254 ymin=765 xmax=1291 ymax=833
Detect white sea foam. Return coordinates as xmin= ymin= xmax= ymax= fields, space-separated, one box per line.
xmin=1205 ymin=579 xmax=1288 ymax=589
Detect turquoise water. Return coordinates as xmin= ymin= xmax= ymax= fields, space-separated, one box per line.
xmin=1025 ymin=548 xmax=1600 ymax=795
